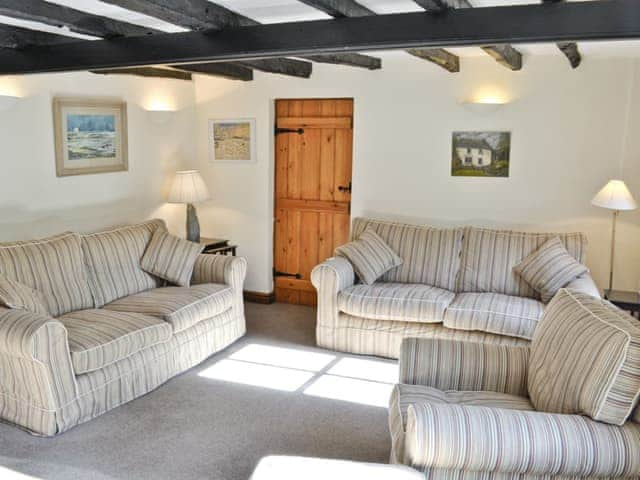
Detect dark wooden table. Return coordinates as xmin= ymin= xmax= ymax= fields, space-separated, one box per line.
xmin=200 ymin=237 xmax=237 ymax=256
xmin=604 ymin=289 xmax=640 ymax=318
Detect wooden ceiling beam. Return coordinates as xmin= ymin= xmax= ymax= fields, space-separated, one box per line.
xmin=414 ymin=0 xmax=523 ymax=70
xmin=101 ymin=0 xmax=381 ymax=70
xmin=0 ymin=1 xmax=637 ymax=75
xmin=299 ymin=0 xmax=458 ymax=72
xmin=542 ymin=0 xmax=581 ymax=68
xmin=172 ymin=63 xmax=253 ymax=81
xmin=92 ymin=67 xmax=192 ymax=80
xmin=0 ymin=23 xmax=77 ymax=48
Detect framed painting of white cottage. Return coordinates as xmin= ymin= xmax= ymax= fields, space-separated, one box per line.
xmin=53 ymin=97 xmax=128 ymax=177
xmin=451 ymin=131 xmax=511 ymax=177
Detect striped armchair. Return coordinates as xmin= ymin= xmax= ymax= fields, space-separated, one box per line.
xmin=389 ymin=290 xmax=640 ymax=479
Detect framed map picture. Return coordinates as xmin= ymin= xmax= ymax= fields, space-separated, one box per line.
xmin=53 ymin=97 xmax=128 ymax=177
xmin=451 ymin=131 xmax=511 ymax=177
xmin=209 ymin=118 xmax=256 ymax=163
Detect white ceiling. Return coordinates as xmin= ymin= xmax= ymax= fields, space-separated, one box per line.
xmin=3 ymin=0 xmax=640 ymax=59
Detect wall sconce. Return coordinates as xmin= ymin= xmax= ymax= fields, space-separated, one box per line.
xmin=460 ymin=100 xmax=508 ymax=115
xmin=146 ymin=108 xmax=175 ymax=125
xmin=0 ymin=95 xmax=20 ymax=111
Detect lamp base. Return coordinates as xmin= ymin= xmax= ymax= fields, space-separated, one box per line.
xmin=186 ymin=203 xmax=200 ymax=243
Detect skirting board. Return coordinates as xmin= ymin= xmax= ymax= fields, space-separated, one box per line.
xmin=244 ymin=290 xmax=275 ymax=304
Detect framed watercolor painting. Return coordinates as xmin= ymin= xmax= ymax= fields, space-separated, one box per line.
xmin=451 ymin=131 xmax=511 ymax=177
xmin=53 ymin=97 xmax=128 ymax=177
xmin=208 ymin=118 xmax=256 ymax=163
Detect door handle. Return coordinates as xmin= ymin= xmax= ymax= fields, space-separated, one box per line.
xmin=337 ymin=181 xmax=352 ymax=194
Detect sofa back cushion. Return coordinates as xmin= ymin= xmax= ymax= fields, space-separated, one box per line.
xmin=351 ymin=218 xmax=464 ymax=291
xmin=528 ymin=289 xmax=640 ymax=426
xmin=0 ymin=233 xmax=94 ymax=317
xmin=81 ymin=219 xmax=166 ymax=307
xmin=456 ymin=227 xmax=587 ymax=299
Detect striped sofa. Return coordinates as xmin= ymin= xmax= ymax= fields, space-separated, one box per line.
xmin=389 ymin=290 xmax=640 ymax=479
xmin=311 ymin=217 xmax=599 ymax=358
xmin=0 ymin=219 xmax=246 ymax=436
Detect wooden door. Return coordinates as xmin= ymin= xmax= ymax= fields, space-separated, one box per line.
xmin=274 ymin=98 xmax=353 ymax=305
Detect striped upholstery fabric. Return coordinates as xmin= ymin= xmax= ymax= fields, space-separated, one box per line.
xmin=0 ymin=233 xmax=93 ymax=317
xmin=389 ymin=384 xmax=533 ymax=464
xmin=338 ymin=283 xmax=454 ymax=323
xmin=352 ymin=218 xmax=464 ymax=291
xmin=513 ymin=237 xmax=589 ymax=303
xmin=456 ymin=227 xmax=587 ymax=299
xmin=81 ymin=219 xmax=166 ymax=307
xmin=335 ymin=228 xmax=403 ymax=285
xmin=529 ymin=289 xmax=640 ymax=425
xmin=104 ymin=284 xmax=234 ymax=334
xmin=140 ymin=230 xmax=204 ymax=287
xmin=0 ymin=277 xmax=49 ymax=315
xmin=330 ymin=313 xmax=527 ymax=359
xmin=443 ymin=293 xmax=544 ymax=340
xmin=59 ymin=309 xmax=172 ymax=374
xmin=399 ymin=338 xmax=530 ymax=396
xmin=404 ymin=402 xmax=640 ymax=477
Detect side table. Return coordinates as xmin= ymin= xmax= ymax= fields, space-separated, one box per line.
xmin=603 ymin=289 xmax=640 ymax=319
xmin=200 ymin=237 xmax=237 ymax=256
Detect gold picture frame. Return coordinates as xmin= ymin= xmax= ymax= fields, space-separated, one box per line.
xmin=53 ymin=97 xmax=128 ymax=177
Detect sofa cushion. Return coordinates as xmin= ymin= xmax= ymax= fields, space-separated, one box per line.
xmin=514 ymin=237 xmax=589 ymax=303
xmin=443 ymin=292 xmax=545 ymax=340
xmin=389 ymin=383 xmax=532 ymax=463
xmin=351 ymin=218 xmax=464 ymax=291
xmin=140 ymin=230 xmax=204 ymax=287
xmin=338 ymin=283 xmax=454 ymax=323
xmin=335 ymin=228 xmax=403 ymax=285
xmin=0 ymin=277 xmax=49 ymax=315
xmin=104 ymin=284 xmax=234 ymax=333
xmin=59 ymin=309 xmax=172 ymax=374
xmin=529 ymin=289 xmax=640 ymax=425
xmin=456 ymin=227 xmax=587 ymax=299
xmin=81 ymin=219 xmax=167 ymax=308
xmin=0 ymin=233 xmax=94 ymax=317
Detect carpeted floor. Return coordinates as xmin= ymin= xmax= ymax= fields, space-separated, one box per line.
xmin=0 ymin=303 xmax=395 ymax=480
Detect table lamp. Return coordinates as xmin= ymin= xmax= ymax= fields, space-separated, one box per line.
xmin=591 ymin=179 xmax=637 ymax=290
xmin=168 ymin=170 xmax=210 ymax=243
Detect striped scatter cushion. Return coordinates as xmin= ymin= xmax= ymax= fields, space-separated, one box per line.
xmin=81 ymin=219 xmax=167 ymax=307
xmin=0 ymin=233 xmax=94 ymax=317
xmin=351 ymin=218 xmax=464 ymax=291
xmin=529 ymin=289 xmax=640 ymax=425
xmin=59 ymin=309 xmax=172 ymax=374
xmin=456 ymin=227 xmax=587 ymax=299
xmin=141 ymin=230 xmax=204 ymax=287
xmin=335 ymin=228 xmax=403 ymax=285
xmin=0 ymin=277 xmax=49 ymax=315
xmin=514 ymin=237 xmax=589 ymax=303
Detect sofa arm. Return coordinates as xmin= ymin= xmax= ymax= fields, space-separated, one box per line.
xmin=405 ymin=402 xmax=640 ymax=477
xmin=192 ymin=254 xmax=247 ymax=289
xmin=0 ymin=307 xmax=77 ymax=413
xmin=566 ymin=272 xmax=601 ymax=299
xmin=399 ymin=338 xmax=529 ymax=396
xmin=311 ymin=257 xmax=355 ymax=350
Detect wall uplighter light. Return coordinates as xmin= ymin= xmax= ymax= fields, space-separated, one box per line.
xmin=0 ymin=95 xmax=20 ymax=111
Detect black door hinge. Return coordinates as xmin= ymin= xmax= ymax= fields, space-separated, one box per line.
xmin=273 ymin=268 xmax=302 ymax=279
xmin=275 ymin=127 xmax=304 ymax=135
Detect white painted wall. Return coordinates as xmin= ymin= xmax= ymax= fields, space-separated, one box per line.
xmin=192 ymin=53 xmax=640 ymax=293
xmin=0 ymin=71 xmax=195 ymax=240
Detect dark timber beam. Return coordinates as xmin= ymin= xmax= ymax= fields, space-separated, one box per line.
xmin=299 ymin=0 xmax=458 ymax=72
xmin=92 ymin=67 xmax=192 ymax=80
xmin=172 ymin=63 xmax=253 ymax=81
xmin=0 ymin=0 xmax=309 ymax=78
xmin=542 ymin=0 xmax=581 ymax=68
xmin=101 ymin=0 xmax=380 ymax=70
xmin=0 ymin=23 xmax=78 ymax=48
xmin=414 ymin=0 xmax=523 ymax=70
xmin=0 ymin=0 xmax=153 ymax=38
xmin=0 ymin=1 xmax=638 ymax=75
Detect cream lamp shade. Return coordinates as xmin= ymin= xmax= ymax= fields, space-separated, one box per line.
xmin=168 ymin=170 xmax=210 ymax=204
xmin=591 ymin=179 xmax=638 ymax=211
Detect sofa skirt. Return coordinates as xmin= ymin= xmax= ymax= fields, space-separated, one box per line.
xmin=318 ymin=313 xmax=528 ymax=359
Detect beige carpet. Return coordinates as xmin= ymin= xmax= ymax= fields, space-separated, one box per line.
xmin=0 ymin=303 xmax=394 ymax=480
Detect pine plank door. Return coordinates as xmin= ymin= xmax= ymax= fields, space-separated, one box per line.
xmin=274 ymin=98 xmax=353 ymax=305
